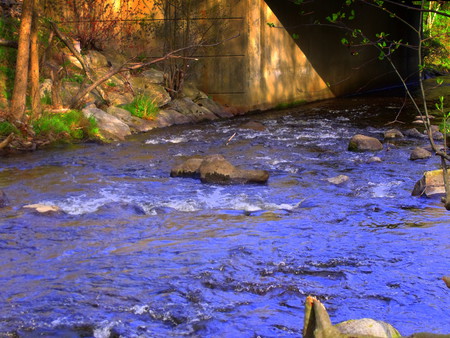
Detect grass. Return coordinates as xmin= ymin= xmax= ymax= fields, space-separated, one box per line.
xmin=122 ymin=94 xmax=159 ymax=120
xmin=32 ymin=110 xmax=101 ymax=142
xmin=0 ymin=121 xmax=19 ymax=136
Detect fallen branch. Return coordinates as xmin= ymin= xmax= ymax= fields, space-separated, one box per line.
xmin=0 ymin=39 xmax=18 ymax=48
xmin=0 ymin=133 xmax=14 ymax=150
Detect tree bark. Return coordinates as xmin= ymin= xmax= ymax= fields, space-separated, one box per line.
xmin=30 ymin=3 xmax=42 ymax=118
xmin=9 ymin=0 xmax=35 ymax=122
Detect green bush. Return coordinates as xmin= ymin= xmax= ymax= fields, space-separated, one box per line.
xmin=122 ymin=94 xmax=159 ymax=120
xmin=32 ymin=110 xmax=100 ymax=141
xmin=0 ymin=121 xmax=19 ymax=136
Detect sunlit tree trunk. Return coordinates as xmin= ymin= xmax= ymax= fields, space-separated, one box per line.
xmin=30 ymin=1 xmax=42 ymax=118
xmin=9 ymin=0 xmax=35 ymax=123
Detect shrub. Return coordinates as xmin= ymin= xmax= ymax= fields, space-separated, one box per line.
xmin=122 ymin=94 xmax=159 ymax=120
xmin=32 ymin=110 xmax=100 ymax=141
xmin=0 ymin=121 xmax=19 ymax=136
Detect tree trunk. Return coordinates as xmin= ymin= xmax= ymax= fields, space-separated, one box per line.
xmin=9 ymin=0 xmax=35 ymax=123
xmin=30 ymin=3 xmax=42 ymax=118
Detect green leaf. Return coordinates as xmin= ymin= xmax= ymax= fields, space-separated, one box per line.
xmin=267 ymin=22 xmax=275 ymax=28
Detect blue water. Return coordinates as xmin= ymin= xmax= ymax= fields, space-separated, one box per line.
xmin=0 ymin=96 xmax=449 ymax=337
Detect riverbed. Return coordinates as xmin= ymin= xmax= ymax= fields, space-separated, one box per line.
xmin=0 ymin=96 xmax=449 ymax=337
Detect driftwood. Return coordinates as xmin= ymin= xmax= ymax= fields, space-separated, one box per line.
xmin=0 ymin=133 xmax=14 ymax=150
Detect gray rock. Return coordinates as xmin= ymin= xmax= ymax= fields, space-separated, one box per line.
xmin=181 ymin=82 xmax=209 ymax=101
xmin=0 ymin=190 xmax=8 ymax=208
xmin=128 ymin=78 xmax=171 ymax=107
xmin=141 ymin=68 xmax=165 ymax=84
xmin=240 ymin=121 xmax=267 ymax=131
xmin=156 ymin=109 xmax=192 ymax=127
xmin=326 ymin=175 xmax=349 ymax=185
xmin=384 ymin=128 xmax=404 ymax=139
xmin=367 ymin=156 xmax=382 ymax=163
xmin=171 ymin=154 xmax=269 ymax=185
xmin=85 ymin=50 xmax=109 ymax=68
xmin=107 ymin=106 xmax=157 ymax=133
xmin=168 ymin=98 xmax=218 ymax=122
xmin=195 ymin=98 xmax=234 ymax=118
xmin=410 ymin=147 xmax=432 ymax=160
xmin=348 ymin=134 xmax=383 ymax=152
xmin=404 ymin=128 xmax=427 ymax=139
xmin=83 ymin=107 xmax=131 ymax=141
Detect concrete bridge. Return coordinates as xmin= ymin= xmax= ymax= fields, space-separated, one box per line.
xmin=100 ymin=0 xmax=419 ymax=111
xmin=183 ymin=0 xmax=420 ymax=111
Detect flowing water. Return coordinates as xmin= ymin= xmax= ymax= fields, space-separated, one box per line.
xmin=0 ymin=96 xmax=449 ymax=337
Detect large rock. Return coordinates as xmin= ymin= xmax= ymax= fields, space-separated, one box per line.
xmin=156 ymin=109 xmax=192 ymax=127
xmin=141 ymin=68 xmax=165 ymax=84
xmin=384 ymin=128 xmax=404 ymax=140
xmin=181 ymin=82 xmax=209 ymax=101
xmin=82 ymin=107 xmax=131 ymax=141
xmin=348 ymin=134 xmax=383 ymax=152
xmin=84 ymin=50 xmax=109 ymax=69
xmin=195 ymin=98 xmax=234 ymax=119
xmin=128 ymin=78 xmax=171 ymax=107
xmin=168 ymin=97 xmax=219 ymax=122
xmin=171 ymin=154 xmax=269 ymax=184
xmin=412 ymin=169 xmax=447 ymax=197
xmin=107 ymin=106 xmax=157 ymax=133
xmin=410 ymin=147 xmax=432 ymax=160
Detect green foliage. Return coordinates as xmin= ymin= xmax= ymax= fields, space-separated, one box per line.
xmin=275 ymin=100 xmax=307 ymax=110
xmin=32 ymin=110 xmax=100 ymax=141
xmin=0 ymin=17 xmax=18 ymax=101
xmin=122 ymin=95 xmax=159 ymax=120
xmin=0 ymin=121 xmax=19 ymax=137
xmin=63 ymin=74 xmax=85 ymax=84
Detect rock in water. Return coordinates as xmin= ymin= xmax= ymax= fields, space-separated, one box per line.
xmin=348 ymin=134 xmax=383 ymax=152
xmin=412 ymin=169 xmax=446 ymax=197
xmin=410 ymin=147 xmax=432 ymax=161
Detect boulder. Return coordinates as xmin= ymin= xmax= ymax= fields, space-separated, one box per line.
xmin=140 ymin=68 xmax=165 ymax=84
xmin=0 ymin=190 xmax=8 ymax=208
xmin=107 ymin=106 xmax=157 ymax=133
xmin=84 ymin=50 xmax=109 ymax=68
xmin=82 ymin=107 xmax=131 ymax=141
xmin=170 ymin=157 xmax=206 ymax=178
xmin=348 ymin=134 xmax=383 ymax=152
xmin=404 ymin=128 xmax=427 ymax=139
xmin=195 ymin=98 xmax=234 ymax=119
xmin=128 ymin=78 xmax=171 ymax=107
xmin=384 ymin=128 xmax=404 ymax=139
xmin=412 ymin=169 xmax=446 ymax=196
xmin=171 ymin=154 xmax=269 ymax=184
xmin=156 ymin=109 xmax=193 ymax=127
xmin=168 ymin=98 xmax=219 ymax=122
xmin=240 ymin=121 xmax=267 ymax=132
xmin=108 ymin=91 xmax=134 ymax=106
xmin=410 ymin=147 xmax=432 ymax=160
xmin=181 ymin=82 xmax=209 ymax=101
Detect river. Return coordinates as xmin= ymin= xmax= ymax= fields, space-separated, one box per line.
xmin=0 ymin=96 xmax=449 ymax=337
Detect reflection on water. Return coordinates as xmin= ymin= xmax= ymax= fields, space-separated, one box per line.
xmin=0 ymin=97 xmax=449 ymax=337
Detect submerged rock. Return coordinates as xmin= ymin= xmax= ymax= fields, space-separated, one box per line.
xmin=0 ymin=190 xmax=8 ymax=208
xmin=171 ymin=154 xmax=269 ymax=184
xmin=326 ymin=175 xmax=349 ymax=185
xmin=23 ymin=203 xmax=62 ymax=214
xmin=239 ymin=121 xmax=267 ymax=131
xmin=384 ymin=128 xmax=404 ymax=140
xmin=348 ymin=134 xmax=383 ymax=152
xmin=410 ymin=147 xmax=432 ymax=161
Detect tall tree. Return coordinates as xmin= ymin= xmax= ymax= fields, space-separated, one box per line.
xmin=29 ymin=1 xmax=42 ymax=118
xmin=9 ymin=0 xmax=35 ymax=123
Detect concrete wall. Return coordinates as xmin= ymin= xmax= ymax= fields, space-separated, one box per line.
xmin=56 ymin=0 xmax=419 ymax=111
